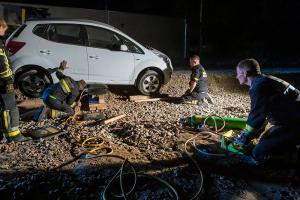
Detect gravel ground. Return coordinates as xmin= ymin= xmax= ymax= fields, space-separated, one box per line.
xmin=0 ymin=70 xmax=299 ymax=200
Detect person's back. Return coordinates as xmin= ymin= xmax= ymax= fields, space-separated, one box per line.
xmin=191 ymin=64 xmax=208 ymax=93
xmin=251 ymin=75 xmax=300 ymax=125
xmin=48 ymin=75 xmax=80 ymax=104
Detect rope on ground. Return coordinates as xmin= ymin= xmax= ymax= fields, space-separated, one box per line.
xmin=81 ymin=136 xmax=113 ymax=155
xmin=184 ymin=115 xmax=227 ymax=158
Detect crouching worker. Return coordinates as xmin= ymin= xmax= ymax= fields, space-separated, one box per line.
xmin=234 ymin=58 xmax=300 ymax=165
xmin=181 ymin=55 xmax=213 ymax=105
xmin=33 ymin=60 xmax=87 ymax=121
xmin=0 ymin=18 xmax=30 ymax=142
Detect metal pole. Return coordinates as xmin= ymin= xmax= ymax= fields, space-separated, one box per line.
xmin=184 ymin=18 xmax=187 ymax=59
xmin=105 ymin=0 xmax=110 ymax=24
xmin=200 ymin=0 xmax=203 ymax=53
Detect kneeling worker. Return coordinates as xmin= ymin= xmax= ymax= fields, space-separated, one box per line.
xmin=234 ymin=58 xmax=300 ymax=165
xmin=34 ymin=60 xmax=87 ymax=121
xmin=181 ymin=55 xmax=213 ymax=104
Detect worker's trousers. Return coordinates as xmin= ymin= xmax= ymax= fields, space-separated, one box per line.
xmin=252 ymin=125 xmax=300 ymax=162
xmin=181 ymin=90 xmax=213 ymax=104
xmin=44 ymin=96 xmax=74 ymax=116
xmin=0 ymin=92 xmax=20 ymax=137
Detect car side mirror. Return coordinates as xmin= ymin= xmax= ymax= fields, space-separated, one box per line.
xmin=120 ymin=44 xmax=128 ymax=51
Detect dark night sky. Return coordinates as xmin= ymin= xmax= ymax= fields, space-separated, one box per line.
xmin=202 ymin=0 xmax=300 ymax=67
xmin=3 ymin=0 xmax=300 ymax=67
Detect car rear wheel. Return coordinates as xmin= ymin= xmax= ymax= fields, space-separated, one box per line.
xmin=16 ymin=69 xmax=52 ymax=98
xmin=137 ymin=70 xmax=162 ymax=95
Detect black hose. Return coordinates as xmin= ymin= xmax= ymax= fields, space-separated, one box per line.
xmin=52 ymin=152 xmax=204 ymax=200
xmin=183 ymin=153 xmax=204 ymax=200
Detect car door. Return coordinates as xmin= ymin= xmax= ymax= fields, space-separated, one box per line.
xmin=84 ymin=25 xmax=135 ymax=84
xmin=37 ymin=23 xmax=88 ymax=81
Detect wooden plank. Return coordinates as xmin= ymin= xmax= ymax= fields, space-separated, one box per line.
xmin=129 ymin=95 xmax=152 ymax=101
xmin=133 ymin=98 xmax=163 ymax=102
xmin=103 ymin=114 xmax=126 ymax=124
xmin=98 ymin=96 xmax=105 ymax=104
xmin=89 ymin=103 xmax=107 ymax=110
xmin=17 ymin=99 xmax=43 ymax=109
xmin=133 ymin=97 xmax=177 ymax=103
xmin=80 ymin=98 xmax=107 ymax=111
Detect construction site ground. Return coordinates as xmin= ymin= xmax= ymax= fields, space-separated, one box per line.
xmin=0 ymin=70 xmax=300 ymax=200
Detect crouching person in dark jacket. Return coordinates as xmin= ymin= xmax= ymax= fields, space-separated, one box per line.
xmin=33 ymin=60 xmax=86 ymax=121
xmin=181 ymin=55 xmax=213 ymax=105
xmin=234 ymin=58 xmax=300 ymax=165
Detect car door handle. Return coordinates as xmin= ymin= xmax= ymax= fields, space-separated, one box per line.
xmin=40 ymin=50 xmax=52 ymax=55
xmin=89 ymin=55 xmax=100 ymax=59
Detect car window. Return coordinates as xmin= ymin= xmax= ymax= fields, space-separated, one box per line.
xmin=85 ymin=25 xmax=143 ymax=54
xmin=117 ymin=34 xmax=144 ymax=54
xmin=85 ymin=26 xmax=119 ymax=49
xmin=47 ymin=24 xmax=84 ymax=45
xmin=32 ymin=24 xmax=48 ymax=39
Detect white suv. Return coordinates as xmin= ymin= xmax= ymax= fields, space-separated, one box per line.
xmin=6 ymin=19 xmax=173 ymax=97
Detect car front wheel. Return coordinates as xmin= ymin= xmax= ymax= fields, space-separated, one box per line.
xmin=137 ymin=70 xmax=162 ymax=95
xmin=16 ymin=69 xmax=51 ymax=98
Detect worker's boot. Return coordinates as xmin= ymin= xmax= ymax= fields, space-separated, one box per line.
xmin=5 ymin=130 xmax=31 ymax=143
xmin=49 ymin=109 xmax=68 ymax=119
xmin=199 ymin=98 xmax=208 ymax=105
xmin=184 ymin=99 xmax=199 ymax=105
xmin=205 ymin=94 xmax=214 ymax=104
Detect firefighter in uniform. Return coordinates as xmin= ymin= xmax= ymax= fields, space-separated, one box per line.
xmin=33 ymin=60 xmax=86 ymax=121
xmin=181 ymin=54 xmax=213 ymax=104
xmin=235 ymin=58 xmax=300 ymax=165
xmin=0 ymin=18 xmax=29 ymax=142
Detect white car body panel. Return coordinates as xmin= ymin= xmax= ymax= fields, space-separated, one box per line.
xmin=7 ymin=19 xmax=173 ymax=88
xmin=37 ymin=37 xmax=89 ymax=81
xmin=86 ymin=46 xmax=135 ymax=84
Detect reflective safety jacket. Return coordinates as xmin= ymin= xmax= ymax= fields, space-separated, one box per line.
xmin=47 ymin=69 xmax=80 ymax=105
xmin=189 ymin=64 xmax=208 ymax=93
xmin=0 ymin=42 xmax=14 ymax=93
xmin=246 ymin=74 xmax=300 ymax=134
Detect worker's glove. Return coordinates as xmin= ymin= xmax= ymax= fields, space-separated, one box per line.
xmin=59 ymin=60 xmax=69 ymax=70
xmin=234 ymin=129 xmax=253 ymax=147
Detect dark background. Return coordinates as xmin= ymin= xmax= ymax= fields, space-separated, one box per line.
xmin=4 ymin=0 xmax=300 ymax=68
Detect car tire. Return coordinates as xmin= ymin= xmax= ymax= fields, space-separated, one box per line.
xmin=137 ymin=70 xmax=162 ymax=95
xmin=16 ymin=69 xmax=51 ymax=98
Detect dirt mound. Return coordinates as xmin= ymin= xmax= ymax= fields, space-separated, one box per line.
xmin=208 ymin=74 xmax=247 ymax=92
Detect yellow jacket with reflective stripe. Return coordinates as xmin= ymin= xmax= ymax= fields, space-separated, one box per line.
xmin=0 ymin=43 xmax=13 ymax=80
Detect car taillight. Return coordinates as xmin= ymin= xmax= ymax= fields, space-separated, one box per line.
xmin=6 ymin=41 xmax=26 ymax=55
